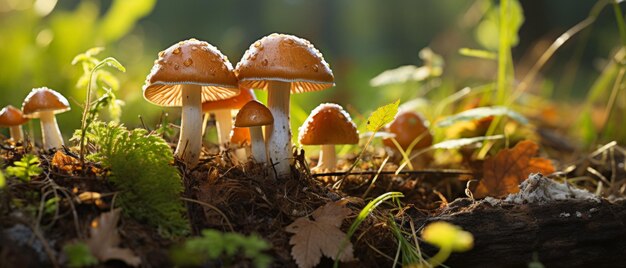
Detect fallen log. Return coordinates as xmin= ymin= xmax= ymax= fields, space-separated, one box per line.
xmin=422 ymin=176 xmax=626 ymax=268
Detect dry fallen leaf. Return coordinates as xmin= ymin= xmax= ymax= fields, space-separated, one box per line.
xmin=475 ymin=140 xmax=555 ymax=198
xmin=51 ymin=151 xmax=80 ymax=172
xmin=86 ymin=209 xmax=141 ymax=267
xmin=285 ymin=200 xmax=355 ymax=268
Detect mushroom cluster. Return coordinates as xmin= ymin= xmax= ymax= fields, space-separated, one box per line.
xmin=235 ymin=33 xmax=335 ymax=177
xmin=0 ymin=87 xmax=71 ymax=149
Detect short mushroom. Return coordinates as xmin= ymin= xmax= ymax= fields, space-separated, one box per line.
xmin=235 ymin=33 xmax=334 ymax=177
xmin=383 ymin=110 xmax=433 ymax=151
xmin=21 ymin=87 xmax=70 ymax=149
xmin=202 ymin=87 xmax=256 ymax=145
xmin=143 ymin=38 xmax=239 ymax=167
xmin=229 ymin=127 xmax=251 ymax=162
xmin=298 ymin=103 xmax=358 ymax=171
xmin=0 ymin=105 xmax=29 ymax=142
xmin=234 ymin=100 xmax=274 ymax=164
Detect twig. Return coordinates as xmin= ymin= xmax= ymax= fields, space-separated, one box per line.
xmin=180 ymin=197 xmax=234 ymax=232
xmin=313 ymin=169 xmax=474 ymax=177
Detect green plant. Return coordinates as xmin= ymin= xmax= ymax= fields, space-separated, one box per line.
xmin=334 ymin=192 xmax=404 ymax=268
xmin=171 ymin=229 xmax=272 ymax=268
xmin=63 ymin=242 xmax=98 ymax=268
xmin=388 ymin=217 xmax=426 ymax=267
xmin=72 ymin=48 xmax=126 ymax=166
xmin=0 ymin=171 xmax=5 ymax=188
xmin=5 ymin=154 xmax=42 ymax=182
xmin=75 ymin=121 xmax=189 ymax=236
xmin=421 ymin=221 xmax=474 ymax=267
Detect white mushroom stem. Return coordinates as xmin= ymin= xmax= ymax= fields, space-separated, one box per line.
xmin=266 ymin=80 xmax=292 ymax=177
xmin=175 ymin=84 xmax=203 ymax=167
xmin=213 ymin=109 xmax=233 ymax=145
xmin=39 ymin=111 xmax=64 ymax=149
xmin=250 ymin=126 xmax=268 ymax=164
xmin=9 ymin=126 xmax=24 ymax=142
xmin=316 ymin=144 xmax=337 ymax=171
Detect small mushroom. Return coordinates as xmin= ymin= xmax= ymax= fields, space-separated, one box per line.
xmin=383 ymin=110 xmax=433 ymax=151
xmin=235 ymin=33 xmax=335 ymax=177
xmin=0 ymin=105 xmax=29 ymax=142
xmin=21 ymin=87 xmax=70 ymax=149
xmin=143 ymin=38 xmax=239 ymax=167
xmin=298 ymin=103 xmax=358 ymax=171
xmin=229 ymin=127 xmax=251 ymax=162
xmin=202 ymin=87 xmax=256 ymax=145
xmin=234 ymin=100 xmax=273 ymax=164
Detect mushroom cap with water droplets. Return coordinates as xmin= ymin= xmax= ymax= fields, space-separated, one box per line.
xmin=235 ymin=33 xmax=334 ymax=93
xmin=143 ymin=38 xmax=240 ymax=107
xmin=298 ymin=103 xmax=358 ymax=145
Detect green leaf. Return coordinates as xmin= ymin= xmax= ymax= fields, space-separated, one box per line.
xmin=63 ymin=242 xmax=98 ymax=268
xmin=366 ymin=99 xmax=400 ymax=132
xmin=98 ymin=0 xmax=157 ymax=42
xmin=436 ymin=106 xmax=528 ymax=127
xmin=6 ymin=154 xmax=42 ymax=182
xmin=96 ymin=57 xmax=126 ymax=73
xmin=0 ymin=172 xmax=5 ymax=188
xmin=475 ymin=0 xmax=524 ymax=50
xmin=432 ymin=135 xmax=504 ymax=150
xmin=459 ymin=48 xmax=497 ymax=60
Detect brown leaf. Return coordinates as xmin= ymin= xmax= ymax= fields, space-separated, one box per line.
xmin=51 ymin=151 xmax=79 ymax=172
xmin=475 ymin=140 xmax=555 ymax=198
xmin=285 ymin=201 xmax=355 ymax=268
xmin=86 ymin=209 xmax=141 ymax=267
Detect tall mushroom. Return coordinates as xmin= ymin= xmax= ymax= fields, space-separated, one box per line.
xmin=235 ymin=33 xmax=334 ymax=178
xmin=143 ymin=38 xmax=239 ymax=167
xmin=0 ymin=105 xmax=29 ymax=142
xmin=202 ymin=87 xmax=256 ymax=145
xmin=298 ymin=103 xmax=358 ymax=171
xmin=234 ymin=100 xmax=274 ymax=164
xmin=21 ymin=87 xmax=70 ymax=149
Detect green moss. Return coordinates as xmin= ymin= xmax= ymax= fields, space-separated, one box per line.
xmin=78 ymin=121 xmax=189 ymax=236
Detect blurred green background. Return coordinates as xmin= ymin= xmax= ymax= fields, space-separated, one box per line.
xmin=0 ymin=0 xmax=622 ymax=143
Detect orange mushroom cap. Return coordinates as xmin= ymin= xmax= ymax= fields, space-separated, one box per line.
xmin=234 ymin=100 xmax=274 ymax=127
xmin=235 ymin=33 xmax=334 ymax=93
xmin=298 ymin=103 xmax=358 ymax=145
xmin=230 ymin=127 xmax=251 ymax=146
xmin=383 ymin=111 xmax=433 ymax=150
xmin=202 ymin=87 xmax=256 ymax=111
xmin=0 ymin=105 xmax=29 ymax=127
xmin=143 ymin=38 xmax=240 ymax=107
xmin=22 ymin=87 xmax=70 ymax=118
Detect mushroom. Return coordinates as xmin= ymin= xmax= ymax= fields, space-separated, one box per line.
xmin=383 ymin=110 xmax=433 ymax=151
xmin=0 ymin=105 xmax=29 ymax=142
xmin=202 ymin=87 xmax=256 ymax=145
xmin=382 ymin=110 xmax=433 ymax=168
xmin=298 ymin=103 xmax=358 ymax=171
xmin=235 ymin=33 xmax=334 ymax=177
xmin=143 ymin=38 xmax=239 ymax=167
xmin=21 ymin=87 xmax=70 ymax=149
xmin=234 ymin=100 xmax=274 ymax=164
xmin=229 ymin=127 xmax=251 ymax=162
